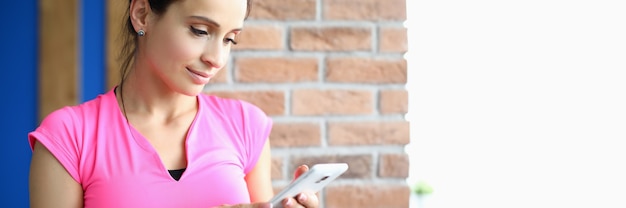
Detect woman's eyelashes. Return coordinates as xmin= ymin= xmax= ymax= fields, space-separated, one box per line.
xmin=190 ymin=26 xmax=238 ymax=45
xmin=225 ymin=38 xmax=238 ymax=45
xmin=190 ymin=26 xmax=208 ymax=36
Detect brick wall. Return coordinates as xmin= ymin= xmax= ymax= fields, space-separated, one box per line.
xmin=204 ymin=0 xmax=409 ymax=207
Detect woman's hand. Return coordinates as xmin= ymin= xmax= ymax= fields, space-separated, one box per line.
xmin=280 ymin=165 xmax=320 ymax=208
xmin=221 ymin=165 xmax=320 ymax=208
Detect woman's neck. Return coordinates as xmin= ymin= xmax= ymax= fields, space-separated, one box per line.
xmin=117 ymin=63 xmax=197 ymax=121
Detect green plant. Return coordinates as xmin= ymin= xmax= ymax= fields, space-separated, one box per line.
xmin=413 ymin=181 xmax=434 ymax=196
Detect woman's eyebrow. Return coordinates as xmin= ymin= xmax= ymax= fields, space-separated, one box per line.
xmin=188 ymin=15 xmax=242 ymax=32
xmin=189 ymin=16 xmax=219 ymax=27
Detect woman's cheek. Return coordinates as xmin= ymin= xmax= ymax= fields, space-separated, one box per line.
xmin=167 ymin=37 xmax=202 ymax=63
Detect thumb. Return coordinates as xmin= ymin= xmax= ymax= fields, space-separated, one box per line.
xmin=293 ymin=164 xmax=309 ymax=180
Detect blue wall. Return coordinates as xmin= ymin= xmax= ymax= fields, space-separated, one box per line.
xmin=0 ymin=1 xmax=38 ymax=207
xmin=81 ymin=0 xmax=107 ymax=101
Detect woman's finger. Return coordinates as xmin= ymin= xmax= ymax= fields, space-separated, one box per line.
xmin=293 ymin=165 xmax=309 ymax=180
xmin=287 ymin=165 xmax=319 ymax=207
xmin=282 ymin=197 xmax=305 ymax=208
xmin=295 ymin=192 xmax=319 ymax=208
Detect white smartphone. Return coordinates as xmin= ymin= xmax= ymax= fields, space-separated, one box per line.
xmin=269 ymin=163 xmax=349 ymax=208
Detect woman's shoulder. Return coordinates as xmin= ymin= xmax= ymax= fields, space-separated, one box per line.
xmin=39 ymin=89 xmax=116 ymax=129
xmin=197 ymin=93 xmax=271 ymax=130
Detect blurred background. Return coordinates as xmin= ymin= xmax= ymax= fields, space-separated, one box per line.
xmin=407 ymin=0 xmax=626 ymax=207
xmin=1 ymin=1 xmax=107 ymax=207
xmin=1 ymin=1 xmax=39 ymax=207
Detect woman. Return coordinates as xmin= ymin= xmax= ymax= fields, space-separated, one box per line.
xmin=28 ymin=0 xmax=318 ymax=207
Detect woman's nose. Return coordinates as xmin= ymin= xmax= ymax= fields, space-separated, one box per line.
xmin=201 ymin=42 xmax=226 ymax=69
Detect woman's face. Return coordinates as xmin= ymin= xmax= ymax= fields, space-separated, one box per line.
xmin=141 ymin=0 xmax=246 ymax=96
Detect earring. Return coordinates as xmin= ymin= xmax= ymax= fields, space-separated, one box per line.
xmin=138 ymin=30 xmax=145 ymax=37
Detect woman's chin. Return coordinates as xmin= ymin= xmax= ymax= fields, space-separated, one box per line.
xmin=178 ymin=84 xmax=206 ymax=97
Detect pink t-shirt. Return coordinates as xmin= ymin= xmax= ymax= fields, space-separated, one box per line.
xmin=28 ymin=88 xmax=272 ymax=208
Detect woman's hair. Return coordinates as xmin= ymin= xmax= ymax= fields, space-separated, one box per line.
xmin=118 ymin=0 xmax=252 ymax=83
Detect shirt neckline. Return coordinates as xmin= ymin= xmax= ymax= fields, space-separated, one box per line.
xmin=108 ymin=87 xmax=202 ymax=182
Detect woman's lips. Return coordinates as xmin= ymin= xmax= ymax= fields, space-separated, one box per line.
xmin=186 ymin=68 xmax=211 ymax=78
xmin=186 ymin=67 xmax=213 ymax=84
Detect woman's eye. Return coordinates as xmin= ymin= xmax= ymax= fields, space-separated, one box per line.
xmin=224 ymin=38 xmax=238 ymax=45
xmin=190 ymin=26 xmax=208 ymax=36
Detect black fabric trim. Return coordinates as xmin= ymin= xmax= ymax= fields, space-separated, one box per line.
xmin=168 ymin=168 xmax=186 ymax=181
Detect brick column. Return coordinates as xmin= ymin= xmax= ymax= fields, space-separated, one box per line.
xmin=205 ymin=0 xmax=409 ymax=207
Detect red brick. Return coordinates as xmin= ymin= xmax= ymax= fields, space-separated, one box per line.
xmin=205 ymin=90 xmax=285 ymax=115
xmin=326 ymin=185 xmax=410 ymax=208
xmin=292 ymin=89 xmax=373 ymax=115
xmin=379 ymin=153 xmax=409 ymax=178
xmin=248 ymin=0 xmax=316 ymax=20
xmin=379 ymin=89 xmax=409 ymax=114
xmin=271 ymin=157 xmax=284 ymax=180
xmin=328 ymin=121 xmax=410 ymax=146
xmin=380 ymin=27 xmax=408 ymax=53
xmin=290 ymin=27 xmax=372 ymax=51
xmin=269 ymin=122 xmax=321 ymax=147
xmin=323 ymin=0 xmax=407 ymax=21
xmin=326 ymin=57 xmax=407 ymax=83
xmin=235 ymin=57 xmax=318 ymax=83
xmin=291 ymin=155 xmax=372 ymax=179
xmin=232 ymin=25 xmax=283 ymax=50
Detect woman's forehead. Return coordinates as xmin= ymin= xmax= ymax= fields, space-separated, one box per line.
xmin=171 ymin=0 xmax=247 ymax=24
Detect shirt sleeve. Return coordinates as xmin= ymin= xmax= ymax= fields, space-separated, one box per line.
xmin=239 ymin=101 xmax=273 ymax=174
xmin=28 ymin=107 xmax=82 ymax=183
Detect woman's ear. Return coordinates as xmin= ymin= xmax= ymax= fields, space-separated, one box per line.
xmin=129 ymin=0 xmax=152 ymax=33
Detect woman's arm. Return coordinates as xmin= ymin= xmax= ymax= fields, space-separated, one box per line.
xmin=29 ymin=141 xmax=83 ymax=208
xmin=244 ymin=139 xmax=274 ymax=202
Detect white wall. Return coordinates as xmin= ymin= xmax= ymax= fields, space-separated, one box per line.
xmin=406 ymin=0 xmax=626 ymax=207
